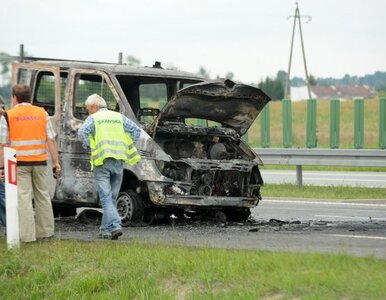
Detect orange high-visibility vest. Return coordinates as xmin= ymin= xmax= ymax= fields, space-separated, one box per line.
xmin=7 ymin=105 xmax=48 ymax=162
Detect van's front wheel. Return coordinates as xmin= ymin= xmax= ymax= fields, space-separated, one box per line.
xmin=224 ymin=208 xmax=251 ymax=222
xmin=116 ymin=189 xmax=144 ymax=226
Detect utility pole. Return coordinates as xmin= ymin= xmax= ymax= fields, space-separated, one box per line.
xmin=285 ymin=2 xmax=312 ymax=100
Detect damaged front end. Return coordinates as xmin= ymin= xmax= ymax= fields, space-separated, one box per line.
xmin=144 ymin=80 xmax=271 ymax=216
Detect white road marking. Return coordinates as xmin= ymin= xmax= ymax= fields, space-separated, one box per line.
xmin=315 ymin=215 xmax=386 ymax=221
xmin=327 ymin=234 xmax=386 ymax=241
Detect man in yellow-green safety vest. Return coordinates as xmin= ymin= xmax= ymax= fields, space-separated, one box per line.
xmin=78 ymin=94 xmax=141 ymax=240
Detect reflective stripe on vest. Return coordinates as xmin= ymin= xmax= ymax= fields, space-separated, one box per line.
xmin=90 ymin=110 xmax=141 ymax=168
xmin=16 ymin=149 xmax=47 ymax=156
xmin=7 ymin=105 xmax=48 ymax=162
xmin=10 ymin=139 xmax=46 ymax=146
xmin=91 ymin=146 xmax=140 ymax=162
xmin=91 ymin=142 xmax=137 ymax=161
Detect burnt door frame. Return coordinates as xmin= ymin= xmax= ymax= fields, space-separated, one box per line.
xmin=11 ymin=62 xmax=62 ymax=199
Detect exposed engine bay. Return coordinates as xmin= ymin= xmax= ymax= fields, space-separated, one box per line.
xmin=146 ymin=121 xmax=264 ymax=200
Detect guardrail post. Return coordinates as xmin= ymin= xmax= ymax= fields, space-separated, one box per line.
xmin=197 ymin=119 xmax=206 ymax=127
xmin=306 ymin=98 xmax=317 ymax=148
xmin=282 ymin=99 xmax=292 ymax=148
xmin=353 ymin=97 xmax=364 ymax=149
xmin=260 ymin=105 xmax=270 ymax=148
xmin=380 ymin=97 xmax=386 ymax=149
xmin=329 ymin=99 xmax=340 ymax=149
xmin=296 ymin=165 xmax=303 ymax=189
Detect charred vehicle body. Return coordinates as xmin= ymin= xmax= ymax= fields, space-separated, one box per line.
xmin=11 ymin=58 xmax=270 ymax=224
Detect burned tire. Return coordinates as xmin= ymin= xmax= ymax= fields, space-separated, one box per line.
xmin=116 ymin=190 xmax=144 ymax=226
xmin=224 ymin=208 xmax=251 ymax=222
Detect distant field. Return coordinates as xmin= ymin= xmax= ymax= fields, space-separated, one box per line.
xmin=248 ymin=98 xmax=381 ymax=148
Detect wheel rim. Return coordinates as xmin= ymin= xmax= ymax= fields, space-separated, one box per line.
xmin=117 ymin=193 xmax=133 ymax=220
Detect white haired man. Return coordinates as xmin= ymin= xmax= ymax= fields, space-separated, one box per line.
xmin=78 ymin=94 xmax=141 ymax=240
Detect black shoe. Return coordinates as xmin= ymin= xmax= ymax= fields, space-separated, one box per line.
xmin=37 ymin=235 xmax=55 ymax=241
xmin=98 ymin=231 xmax=112 ymax=239
xmin=111 ymin=229 xmax=123 ymax=240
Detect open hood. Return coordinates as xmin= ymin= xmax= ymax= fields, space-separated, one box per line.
xmin=156 ymin=80 xmax=271 ymax=136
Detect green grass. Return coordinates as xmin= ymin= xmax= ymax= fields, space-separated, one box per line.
xmin=1 ymin=239 xmax=386 ymax=299
xmin=263 ymin=184 xmax=386 ymax=200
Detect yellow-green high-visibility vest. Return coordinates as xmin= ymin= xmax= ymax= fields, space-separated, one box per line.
xmin=89 ymin=110 xmax=141 ymax=169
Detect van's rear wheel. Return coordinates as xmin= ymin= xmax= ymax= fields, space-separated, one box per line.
xmin=116 ymin=189 xmax=144 ymax=226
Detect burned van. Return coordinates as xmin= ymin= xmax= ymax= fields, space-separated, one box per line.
xmin=11 ymin=59 xmax=270 ymax=224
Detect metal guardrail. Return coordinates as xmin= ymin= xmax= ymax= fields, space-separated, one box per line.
xmin=253 ymin=148 xmax=386 ymax=187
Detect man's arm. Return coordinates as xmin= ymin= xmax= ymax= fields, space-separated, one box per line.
xmin=0 ymin=144 xmax=5 ymax=182
xmin=123 ymin=116 xmax=142 ymax=144
xmin=0 ymin=115 xmax=8 ymax=181
xmin=47 ymin=138 xmax=61 ymax=177
xmin=45 ymin=114 xmax=61 ymax=177
xmin=78 ymin=116 xmax=95 ymax=149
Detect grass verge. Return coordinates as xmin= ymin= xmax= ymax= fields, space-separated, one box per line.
xmin=0 ymin=239 xmax=386 ymax=299
xmin=262 ymin=183 xmax=386 ymax=200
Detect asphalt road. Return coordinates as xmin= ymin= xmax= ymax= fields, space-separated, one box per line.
xmin=56 ymin=199 xmax=386 ymax=260
xmin=260 ymin=170 xmax=386 ymax=188
xmin=252 ymin=198 xmax=386 ymax=222
xmin=248 ymin=199 xmax=386 ymax=259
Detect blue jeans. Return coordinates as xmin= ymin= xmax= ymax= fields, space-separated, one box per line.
xmin=0 ymin=180 xmax=5 ymax=226
xmin=94 ymin=158 xmax=123 ymax=233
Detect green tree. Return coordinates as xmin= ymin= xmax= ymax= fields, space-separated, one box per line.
xmin=0 ymin=52 xmax=11 ymax=86
xmin=0 ymin=52 xmax=12 ymax=106
xmin=225 ymin=72 xmax=234 ymax=80
xmin=276 ymin=70 xmax=287 ymax=87
xmin=291 ymin=76 xmax=305 ymax=87
xmin=308 ymin=74 xmax=317 ymax=86
xmin=258 ymin=76 xmax=284 ymax=101
xmin=126 ymin=55 xmax=141 ymax=66
xmin=198 ymin=67 xmax=210 ymax=79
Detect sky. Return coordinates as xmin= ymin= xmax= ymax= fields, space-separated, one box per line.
xmin=1 ymin=0 xmax=385 ymax=84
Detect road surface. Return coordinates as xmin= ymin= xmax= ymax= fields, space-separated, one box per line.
xmin=253 ymin=198 xmax=386 ymax=221
xmin=261 ymin=169 xmax=386 ymax=188
xmin=55 ymin=199 xmax=386 ymax=259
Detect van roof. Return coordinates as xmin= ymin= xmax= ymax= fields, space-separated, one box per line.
xmin=33 ymin=60 xmax=205 ymax=80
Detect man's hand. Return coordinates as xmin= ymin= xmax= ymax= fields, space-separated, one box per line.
xmin=0 ymin=144 xmax=5 ymax=182
xmin=52 ymin=163 xmax=61 ymax=179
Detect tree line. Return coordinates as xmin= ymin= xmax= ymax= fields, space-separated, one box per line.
xmin=252 ymin=70 xmax=386 ymax=101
